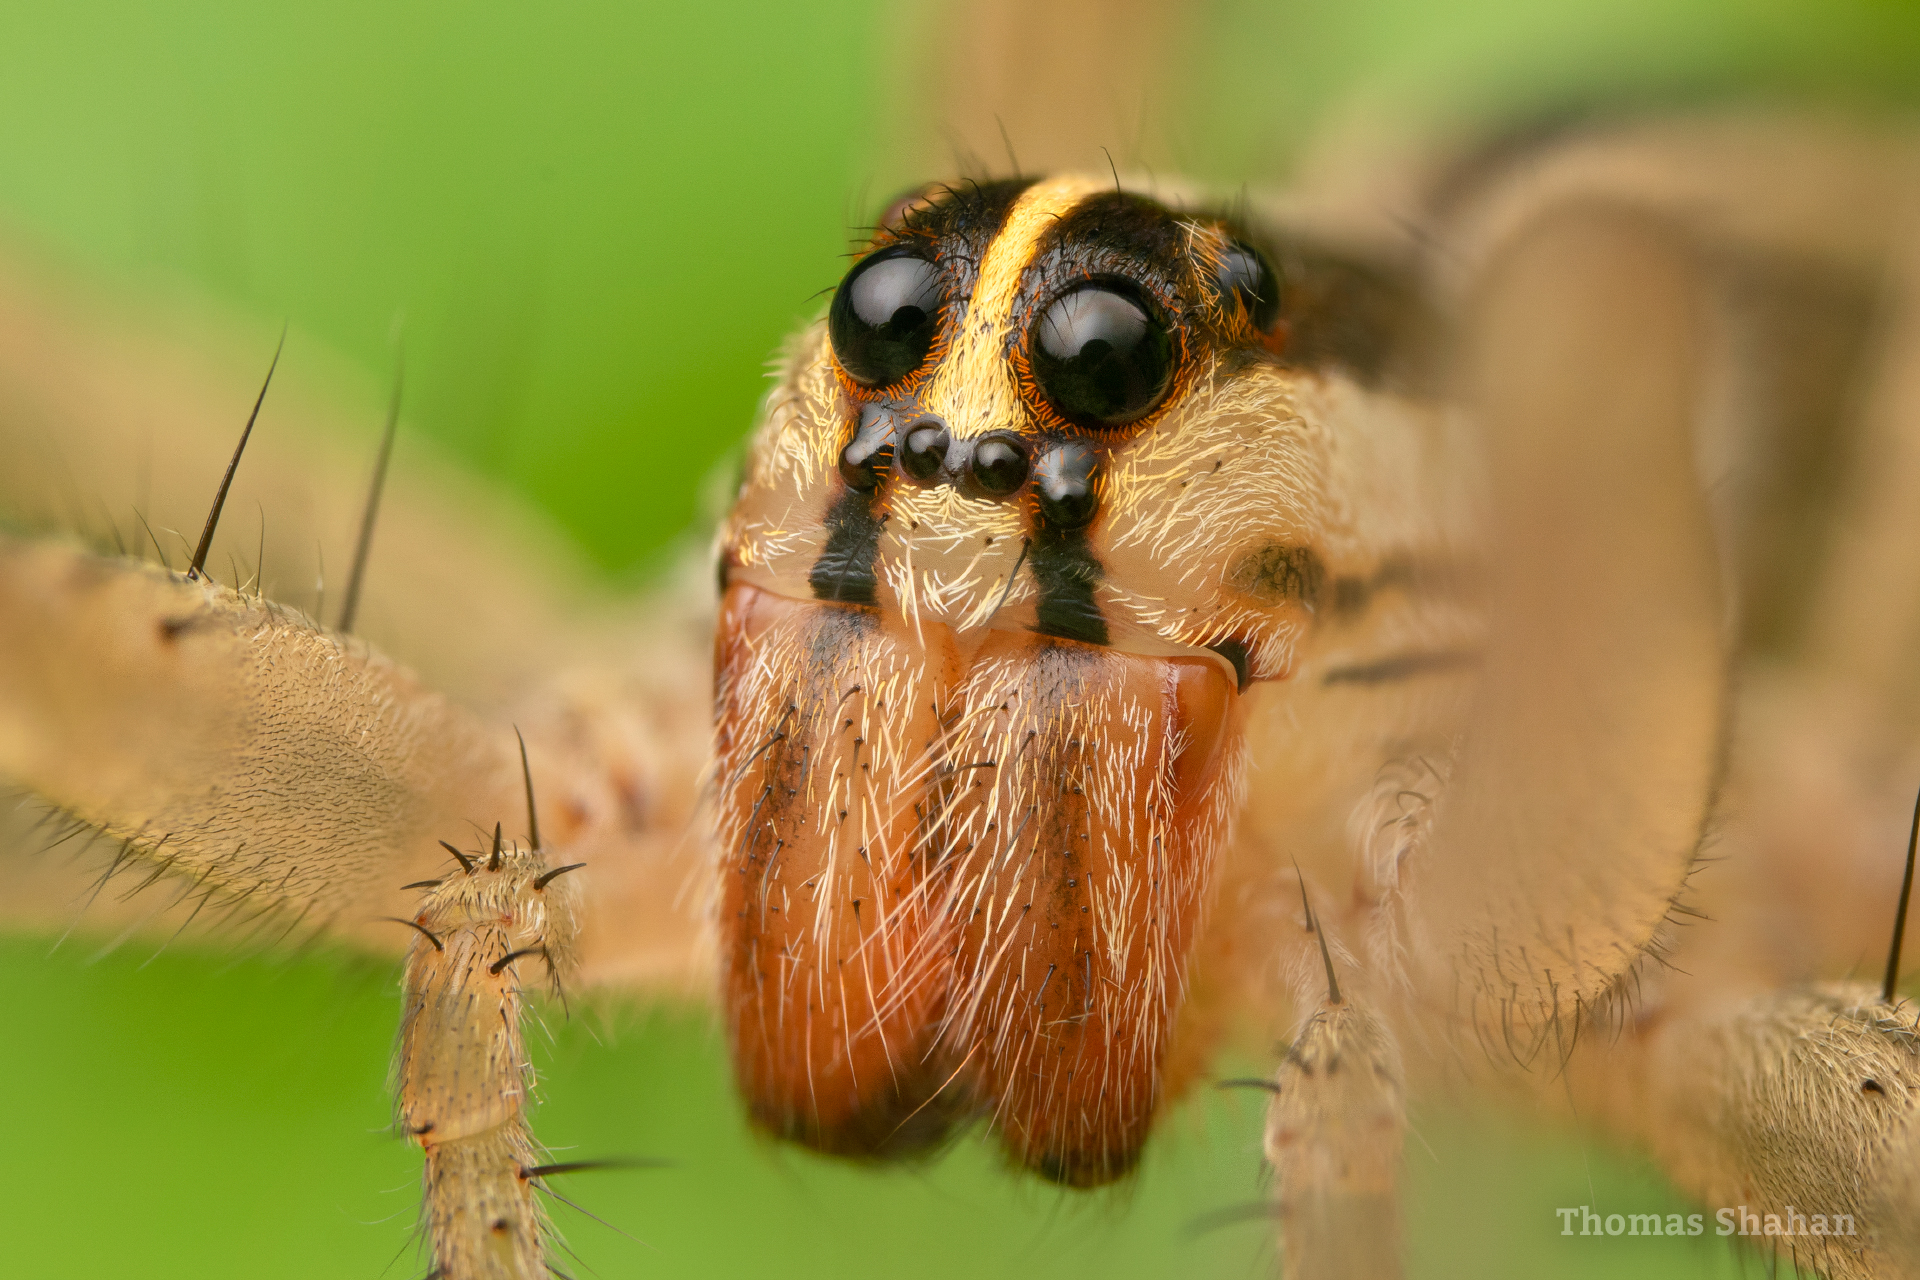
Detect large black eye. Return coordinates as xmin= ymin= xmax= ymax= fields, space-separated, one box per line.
xmin=1030 ymin=281 xmax=1175 ymax=428
xmin=1217 ymin=241 xmax=1280 ymax=331
xmin=829 ymin=246 xmax=943 ymax=388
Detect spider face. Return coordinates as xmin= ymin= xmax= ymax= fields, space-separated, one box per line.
xmin=713 ymin=176 xmax=1340 ymax=1185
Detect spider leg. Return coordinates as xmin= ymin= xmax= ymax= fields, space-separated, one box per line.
xmin=1409 ymin=126 xmax=1920 ymax=1279
xmin=0 ymin=262 xmax=715 ymax=980
xmin=1734 ymin=217 xmax=1920 ymax=988
xmin=0 ymin=539 xmax=525 ymax=946
xmin=0 ymin=265 xmax=718 ymax=1276
xmin=1558 ymin=189 xmax=1920 ymax=1280
xmin=1574 ymin=983 xmax=1920 ymax=1280
xmin=0 ymin=258 xmax=625 ymax=704
xmin=1404 ymin=203 xmax=1729 ymax=1054
xmin=396 ymin=837 xmax=584 ymax=1280
xmin=1262 ymin=886 xmax=1407 ymax=1280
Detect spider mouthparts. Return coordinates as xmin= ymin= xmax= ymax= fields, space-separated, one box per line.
xmin=714 ymin=582 xmax=1242 ymax=1183
xmin=714 ymin=583 xmax=963 ymax=1158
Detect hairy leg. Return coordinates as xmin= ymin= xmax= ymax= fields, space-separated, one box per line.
xmin=1562 ymin=193 xmax=1920 ymax=1280
xmin=0 ymin=260 xmax=717 ymax=1277
xmin=1400 ymin=203 xmax=1728 ymax=1056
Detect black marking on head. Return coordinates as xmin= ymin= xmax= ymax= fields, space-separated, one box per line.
xmin=1322 ymin=650 xmax=1480 ymax=686
xmin=1028 ymin=528 xmax=1107 ymax=646
xmin=877 ymin=177 xmax=1038 ymax=312
xmin=1229 ymin=544 xmax=1325 ymax=610
xmin=1864 ymin=1078 xmax=1888 ymax=1096
xmin=1208 ymin=640 xmax=1251 ymax=693
xmin=889 ymin=177 xmax=1036 ymax=249
xmin=1883 ymin=781 xmax=1919 ymax=1003
xmin=808 ymin=489 xmax=884 ymax=605
xmin=190 ymin=326 xmax=285 ymax=581
xmin=1260 ymin=238 xmax=1433 ymax=388
xmin=337 ymin=359 xmax=401 ymax=634
xmin=1033 ymin=191 xmax=1191 ymax=303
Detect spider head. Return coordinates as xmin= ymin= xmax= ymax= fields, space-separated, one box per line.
xmin=723 ymin=174 xmax=1329 ymax=687
xmin=712 ymin=176 xmax=1362 ymax=1185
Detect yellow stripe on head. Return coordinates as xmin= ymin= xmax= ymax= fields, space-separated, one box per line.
xmin=921 ymin=175 xmax=1110 ymax=440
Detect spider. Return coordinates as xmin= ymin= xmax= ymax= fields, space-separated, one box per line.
xmin=7 ymin=11 xmax=1920 ymax=1280
xmin=7 ymin=108 xmax=1920 ymax=1279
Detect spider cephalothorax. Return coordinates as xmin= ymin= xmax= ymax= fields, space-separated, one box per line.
xmin=712 ymin=175 xmax=1391 ymax=1184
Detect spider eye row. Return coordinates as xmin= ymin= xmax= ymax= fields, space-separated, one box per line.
xmin=826 ymin=236 xmax=1278 ymax=430
xmin=1215 ymin=242 xmax=1280 ymax=331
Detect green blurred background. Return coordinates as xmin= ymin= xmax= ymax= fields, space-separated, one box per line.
xmin=2 ymin=1 xmax=1917 ymax=1276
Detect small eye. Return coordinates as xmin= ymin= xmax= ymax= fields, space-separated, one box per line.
xmin=1030 ymin=281 xmax=1175 ymax=428
xmin=1217 ymin=241 xmax=1280 ymax=331
xmin=899 ymin=419 xmax=950 ymax=484
xmin=1033 ymin=442 xmax=1098 ymax=528
xmin=829 ymin=246 xmax=944 ymax=388
xmin=838 ymin=405 xmax=896 ymax=491
xmin=970 ymin=432 xmax=1029 ymax=497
